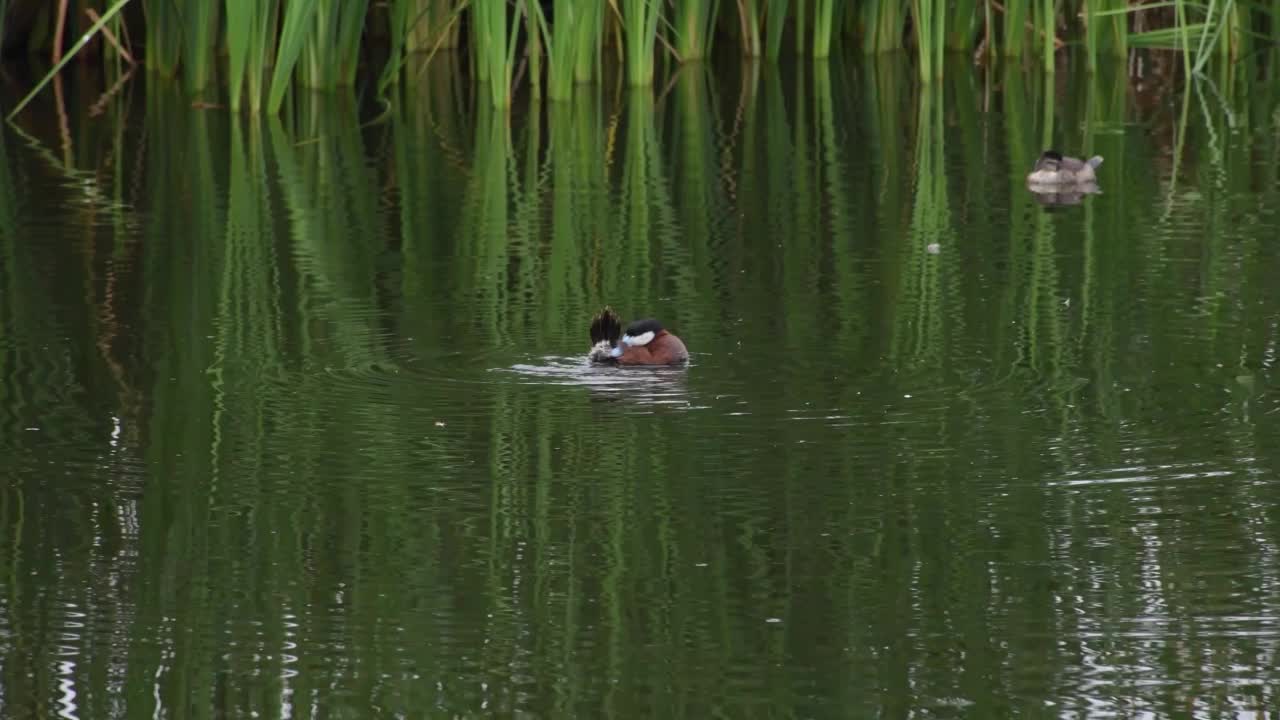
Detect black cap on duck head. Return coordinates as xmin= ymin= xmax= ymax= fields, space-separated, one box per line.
xmin=622 ymin=318 xmax=664 ymax=346
xmin=1035 ymin=150 xmax=1063 ymax=171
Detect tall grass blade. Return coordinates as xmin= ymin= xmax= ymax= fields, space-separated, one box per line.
xmin=268 ymin=0 xmax=320 ymax=114
xmin=184 ymin=0 xmax=220 ymax=90
xmin=673 ymin=0 xmax=717 ymax=60
xmin=946 ymin=0 xmax=978 ymax=49
xmin=1041 ymin=0 xmax=1054 ymax=72
xmin=765 ymin=0 xmax=790 ymax=58
xmin=812 ymin=0 xmax=835 ymax=56
xmin=473 ymin=0 xmax=521 ymax=106
xmin=740 ymin=0 xmax=762 ymax=56
xmin=574 ymin=0 xmax=603 ymax=82
xmin=621 ymin=0 xmax=663 ymax=85
xmin=143 ymin=0 xmax=183 ymax=75
xmin=1002 ymin=0 xmax=1028 ymax=56
xmin=6 ymin=0 xmax=133 ymax=121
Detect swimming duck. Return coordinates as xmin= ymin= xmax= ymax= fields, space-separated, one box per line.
xmin=1026 ymin=150 xmax=1103 ymax=185
xmin=587 ymin=307 xmax=689 ymax=366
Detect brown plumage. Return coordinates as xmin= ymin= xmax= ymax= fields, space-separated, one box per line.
xmin=588 ymin=307 xmax=689 ymax=366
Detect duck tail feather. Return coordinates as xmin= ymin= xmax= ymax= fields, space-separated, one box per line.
xmin=590 ymin=307 xmax=623 ymax=345
xmin=1088 ymin=155 xmax=1104 ymax=168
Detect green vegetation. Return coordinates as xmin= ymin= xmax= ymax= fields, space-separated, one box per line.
xmin=4 ymin=49 xmax=1280 ymax=717
xmin=1 ymin=0 xmax=1277 ymax=114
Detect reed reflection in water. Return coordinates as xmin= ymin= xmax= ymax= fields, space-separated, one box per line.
xmin=1 ymin=55 xmax=1280 ymax=717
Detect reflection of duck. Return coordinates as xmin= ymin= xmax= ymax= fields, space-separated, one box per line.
xmin=1026 ymin=150 xmax=1103 ymax=185
xmin=1029 ymin=182 xmax=1101 ymax=206
xmin=587 ymin=307 xmax=689 ymax=366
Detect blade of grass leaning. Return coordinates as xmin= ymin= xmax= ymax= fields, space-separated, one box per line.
xmin=227 ymin=0 xmax=258 ymax=110
xmin=227 ymin=0 xmax=282 ymax=113
xmin=143 ymin=0 xmax=183 ymax=75
xmin=1002 ymin=0 xmax=1028 ymax=56
xmin=536 ymin=0 xmax=580 ymax=100
xmin=525 ymin=0 xmax=543 ymax=98
xmin=946 ymin=0 xmax=977 ymax=49
xmin=337 ymin=0 xmax=370 ymax=85
xmin=7 ymin=0 xmax=133 ymax=121
xmin=1041 ymin=0 xmax=1054 ymax=72
xmin=472 ymin=0 xmax=519 ymax=106
xmin=910 ymin=0 xmax=944 ymax=79
xmin=1193 ymin=0 xmax=1236 ymax=74
xmin=574 ymin=0 xmax=603 ymax=82
xmin=251 ymin=0 xmax=282 ymax=112
xmin=620 ymin=0 xmax=663 ymax=85
xmin=813 ymin=0 xmax=834 ymax=57
xmin=673 ymin=0 xmax=717 ymax=60
xmin=740 ymin=0 xmax=762 ymax=56
xmin=378 ymin=1 xmax=468 ymax=95
xmin=765 ymin=0 xmax=790 ymax=59
xmin=267 ymin=0 xmax=321 ymax=114
xmin=1085 ymin=0 xmax=1099 ymax=70
xmin=795 ymin=0 xmax=805 ymax=53
xmin=184 ymin=0 xmax=219 ymax=90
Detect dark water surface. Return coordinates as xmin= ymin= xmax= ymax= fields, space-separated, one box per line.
xmin=3 ymin=56 xmax=1280 ymax=717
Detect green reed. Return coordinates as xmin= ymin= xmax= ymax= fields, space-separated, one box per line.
xmin=403 ymin=0 xmax=461 ymax=52
xmin=184 ymin=0 xmax=220 ymax=90
xmin=266 ymin=0 xmax=322 ymax=113
xmin=863 ymin=0 xmax=906 ymax=51
xmin=380 ymin=0 xmax=464 ymax=93
xmin=8 ymin=0 xmax=1280 ymax=119
xmin=945 ymin=0 xmax=978 ymax=50
xmin=225 ymin=0 xmax=279 ymax=113
xmin=739 ymin=0 xmax=763 ymax=56
xmin=1084 ymin=0 xmax=1129 ymax=70
xmin=621 ymin=0 xmax=663 ymax=85
xmin=764 ymin=0 xmax=790 ymax=59
xmin=1002 ymin=0 xmax=1029 ymax=56
xmin=298 ymin=0 xmax=369 ymax=89
xmin=142 ymin=0 xmax=182 ymax=76
xmin=531 ymin=0 xmax=596 ymax=100
xmin=472 ymin=0 xmax=520 ymax=106
xmin=1040 ymin=0 xmax=1054 ymax=72
xmin=811 ymin=0 xmax=836 ymax=57
xmin=573 ymin=1 xmax=604 ymax=82
xmin=6 ymin=0 xmax=132 ymax=120
xmin=672 ymin=0 xmax=719 ymax=60
xmin=910 ymin=0 xmax=945 ymax=80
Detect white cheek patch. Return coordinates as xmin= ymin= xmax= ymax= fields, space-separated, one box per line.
xmin=622 ymin=331 xmax=655 ymax=347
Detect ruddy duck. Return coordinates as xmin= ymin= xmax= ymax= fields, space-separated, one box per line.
xmin=587 ymin=307 xmax=689 ymax=366
xmin=1026 ymin=150 xmax=1103 ymax=185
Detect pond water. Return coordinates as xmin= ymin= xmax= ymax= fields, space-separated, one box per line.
xmin=3 ymin=55 xmax=1280 ymax=717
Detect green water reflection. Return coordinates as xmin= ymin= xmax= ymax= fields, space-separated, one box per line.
xmin=3 ymin=55 xmax=1280 ymax=717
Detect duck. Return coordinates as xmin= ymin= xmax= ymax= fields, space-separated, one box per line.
xmin=587 ymin=307 xmax=689 ymax=366
xmin=1026 ymin=150 xmax=1103 ymax=185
